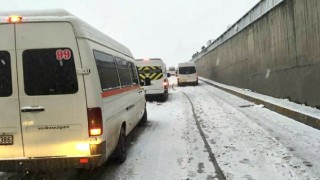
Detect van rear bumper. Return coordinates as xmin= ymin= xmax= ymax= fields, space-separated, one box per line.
xmin=145 ymin=89 xmax=165 ymax=95
xmin=0 ymin=155 xmax=105 ymax=172
xmin=0 ymin=141 xmax=107 ymax=172
xmin=178 ymin=79 xmax=198 ymax=86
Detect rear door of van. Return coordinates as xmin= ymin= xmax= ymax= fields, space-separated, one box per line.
xmin=138 ymin=62 xmax=164 ymax=93
xmin=0 ymin=24 xmax=24 ymax=158
xmin=15 ymin=22 xmax=88 ymax=157
xmin=178 ymin=66 xmax=197 ymax=82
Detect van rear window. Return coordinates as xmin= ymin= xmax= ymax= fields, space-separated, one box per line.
xmin=179 ymin=67 xmax=196 ymax=74
xmin=23 ymin=48 xmax=78 ymax=95
xmin=0 ymin=51 xmax=12 ymax=97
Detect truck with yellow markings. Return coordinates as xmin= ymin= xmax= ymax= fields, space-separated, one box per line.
xmin=136 ymin=58 xmax=170 ymax=101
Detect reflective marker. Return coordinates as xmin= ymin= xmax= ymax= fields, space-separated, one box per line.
xmin=80 ymin=158 xmax=89 ymax=164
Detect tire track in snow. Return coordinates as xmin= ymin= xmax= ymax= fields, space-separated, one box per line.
xmin=182 ymin=92 xmax=226 ymax=180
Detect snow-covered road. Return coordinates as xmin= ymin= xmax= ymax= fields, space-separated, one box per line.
xmin=1 ymin=77 xmax=320 ymax=180
xmin=182 ymin=80 xmax=320 ymax=180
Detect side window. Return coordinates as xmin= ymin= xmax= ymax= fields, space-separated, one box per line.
xmin=115 ymin=57 xmax=132 ymax=87
xmin=129 ymin=62 xmax=139 ymax=85
xmin=93 ymin=51 xmax=120 ymax=91
xmin=0 ymin=51 xmax=12 ymax=97
xmin=23 ymin=48 xmax=78 ymax=96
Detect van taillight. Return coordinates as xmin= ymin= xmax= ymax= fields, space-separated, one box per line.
xmin=87 ymin=108 xmax=103 ymax=136
xmin=163 ymin=79 xmax=169 ymax=88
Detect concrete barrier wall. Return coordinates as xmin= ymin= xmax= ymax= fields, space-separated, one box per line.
xmin=195 ymin=0 xmax=320 ymax=107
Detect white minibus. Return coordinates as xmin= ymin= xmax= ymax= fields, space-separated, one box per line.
xmin=0 ymin=10 xmax=147 ymax=172
xmin=168 ymin=66 xmax=176 ymax=76
xmin=136 ymin=58 xmax=170 ymax=101
xmin=177 ymin=62 xmax=198 ymax=86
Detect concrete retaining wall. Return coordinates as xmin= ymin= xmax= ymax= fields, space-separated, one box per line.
xmin=194 ymin=0 xmax=320 ymax=107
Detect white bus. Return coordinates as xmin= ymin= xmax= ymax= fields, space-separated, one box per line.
xmin=0 ymin=10 xmax=147 ymax=172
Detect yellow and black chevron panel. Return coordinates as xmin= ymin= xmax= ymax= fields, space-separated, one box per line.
xmin=138 ymin=66 xmax=163 ymax=80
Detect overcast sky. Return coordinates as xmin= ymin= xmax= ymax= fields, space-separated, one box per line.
xmin=1 ymin=0 xmax=259 ymax=67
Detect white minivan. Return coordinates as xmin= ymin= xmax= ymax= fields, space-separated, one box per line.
xmin=177 ymin=62 xmax=198 ymax=86
xmin=0 ymin=10 xmax=147 ymax=172
xmin=136 ymin=58 xmax=170 ymax=101
xmin=168 ymin=66 xmax=176 ymax=76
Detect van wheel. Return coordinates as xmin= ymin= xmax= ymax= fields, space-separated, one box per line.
xmin=139 ymin=108 xmax=148 ymax=126
xmin=161 ymin=90 xmax=168 ymax=102
xmin=114 ymin=126 xmax=126 ymax=163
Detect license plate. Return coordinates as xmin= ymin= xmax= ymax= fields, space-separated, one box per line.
xmin=0 ymin=135 xmax=13 ymax=145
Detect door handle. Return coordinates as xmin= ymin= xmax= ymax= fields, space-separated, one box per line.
xmin=21 ymin=106 xmax=45 ymax=112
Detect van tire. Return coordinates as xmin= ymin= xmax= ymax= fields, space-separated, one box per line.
xmin=114 ymin=126 xmax=126 ymax=163
xmin=139 ymin=108 xmax=148 ymax=126
xmin=161 ymin=90 xmax=168 ymax=102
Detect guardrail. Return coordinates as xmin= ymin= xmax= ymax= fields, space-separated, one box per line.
xmin=191 ymin=0 xmax=285 ymax=61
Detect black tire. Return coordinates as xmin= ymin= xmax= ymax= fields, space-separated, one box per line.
xmin=114 ymin=126 xmax=126 ymax=163
xmin=139 ymin=108 xmax=148 ymax=126
xmin=161 ymin=90 xmax=168 ymax=102
xmin=165 ymin=90 xmax=168 ymax=100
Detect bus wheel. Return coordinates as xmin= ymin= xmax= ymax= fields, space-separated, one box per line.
xmin=114 ymin=126 xmax=126 ymax=163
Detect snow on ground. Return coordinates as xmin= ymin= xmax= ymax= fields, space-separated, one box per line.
xmin=181 ymin=79 xmax=320 ymax=179
xmin=199 ymin=77 xmax=320 ymax=118
xmin=103 ymin=76 xmax=320 ymax=179
xmin=99 ymin=86 xmax=217 ymax=180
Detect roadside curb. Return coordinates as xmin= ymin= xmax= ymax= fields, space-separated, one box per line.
xmin=200 ymin=78 xmax=320 ymax=130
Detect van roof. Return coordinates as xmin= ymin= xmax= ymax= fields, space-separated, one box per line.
xmin=178 ymin=62 xmax=196 ymax=67
xmin=136 ymin=58 xmax=163 ymax=61
xmin=0 ymin=9 xmax=133 ymax=58
xmin=135 ymin=58 xmax=166 ymax=66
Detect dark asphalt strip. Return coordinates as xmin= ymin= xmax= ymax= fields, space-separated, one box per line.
xmin=182 ymin=92 xmax=226 ymax=180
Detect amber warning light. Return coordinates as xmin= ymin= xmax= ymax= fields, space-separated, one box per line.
xmin=8 ymin=16 xmax=22 ymax=23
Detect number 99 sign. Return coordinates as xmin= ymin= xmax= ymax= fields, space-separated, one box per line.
xmin=56 ymin=49 xmax=72 ymax=61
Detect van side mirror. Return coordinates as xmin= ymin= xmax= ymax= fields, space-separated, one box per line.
xmin=167 ymin=73 xmax=171 ymax=78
